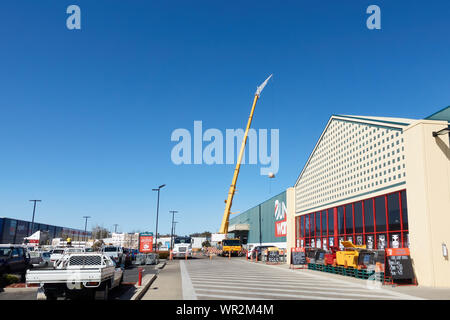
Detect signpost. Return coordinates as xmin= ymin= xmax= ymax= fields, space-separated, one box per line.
xmin=384 ymin=248 xmax=416 ymax=285
xmin=290 ymin=247 xmax=307 ymax=269
xmin=266 ymin=248 xmax=280 ymax=265
xmin=139 ymin=232 xmax=154 ymax=253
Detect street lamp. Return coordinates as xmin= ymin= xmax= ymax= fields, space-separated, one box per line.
xmin=29 ymin=200 xmax=42 ymax=236
xmin=152 ymin=184 xmax=166 ymax=252
xmin=169 ymin=210 xmax=179 ymax=250
xmin=83 ymin=216 xmax=91 ymax=242
xmin=173 ymin=221 xmax=179 ymax=237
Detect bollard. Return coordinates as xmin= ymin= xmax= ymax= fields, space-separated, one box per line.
xmin=229 ymin=251 xmax=231 ymax=260
xmin=185 ymin=251 xmax=188 ymax=260
xmin=169 ymin=250 xmax=173 ymax=261
xmin=138 ymin=267 xmax=143 ymax=286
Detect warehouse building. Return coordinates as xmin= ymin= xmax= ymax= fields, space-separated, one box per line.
xmin=285 ymin=106 xmax=450 ymax=288
xmin=228 ymin=191 xmax=287 ymax=250
xmin=0 ymin=217 xmax=91 ymax=244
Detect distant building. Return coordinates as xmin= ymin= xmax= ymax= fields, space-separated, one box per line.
xmin=105 ymin=232 xmax=139 ymax=249
xmin=0 ymin=217 xmax=91 ymax=244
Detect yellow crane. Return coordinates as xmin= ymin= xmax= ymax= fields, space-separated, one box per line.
xmin=219 ymin=74 xmax=273 ymax=234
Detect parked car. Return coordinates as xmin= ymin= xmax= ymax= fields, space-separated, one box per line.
xmin=49 ymin=248 xmax=65 ymax=264
xmin=0 ymin=244 xmax=31 ymax=278
xmin=28 ymin=251 xmax=52 ymax=268
xmin=102 ymin=246 xmax=124 ymax=265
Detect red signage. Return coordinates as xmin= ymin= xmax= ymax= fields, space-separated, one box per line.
xmin=274 ymin=200 xmax=287 ymax=237
xmin=386 ymin=248 xmax=410 ymax=256
xmin=139 ymin=233 xmax=154 ymax=253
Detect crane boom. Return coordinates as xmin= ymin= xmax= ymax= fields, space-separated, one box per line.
xmin=219 ymin=74 xmax=272 ymax=234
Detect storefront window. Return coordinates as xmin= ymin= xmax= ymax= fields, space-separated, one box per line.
xmin=300 ymin=216 xmax=304 ymax=238
xmin=355 ymin=234 xmax=364 ymax=246
xmin=305 ymin=215 xmax=310 ymax=238
xmin=390 ymin=233 xmax=401 ymax=248
xmin=366 ymin=234 xmax=375 ymax=249
xmin=364 ymin=199 xmax=374 ymax=232
xmin=403 ymin=232 xmax=410 ymax=248
xmin=321 ymin=210 xmax=327 ymax=237
xmin=354 ymin=201 xmax=364 ymax=234
xmin=401 ymin=190 xmax=409 ymax=230
xmin=388 ymin=193 xmax=401 ymax=231
xmin=345 ymin=204 xmax=353 ymax=235
xmin=328 ymin=209 xmax=334 ymax=234
xmin=310 ymin=213 xmax=315 ymax=237
xmin=377 ymin=233 xmax=387 ymax=249
xmin=337 ymin=206 xmax=344 ymax=235
xmin=375 ymin=196 xmax=386 ymax=232
xmin=316 ymin=212 xmax=321 ymax=236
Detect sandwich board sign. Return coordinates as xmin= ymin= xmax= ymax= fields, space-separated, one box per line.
xmin=139 ymin=232 xmax=154 ymax=253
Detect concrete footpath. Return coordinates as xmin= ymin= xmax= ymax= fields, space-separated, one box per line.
xmin=141 ymin=260 xmax=182 ymax=300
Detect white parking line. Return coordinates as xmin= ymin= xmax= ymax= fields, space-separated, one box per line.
xmin=190 ymin=278 xmax=386 ymax=292
xmin=236 ymin=260 xmax=423 ymax=300
xmin=192 ymin=283 xmax=392 ymax=299
xmin=194 ymin=287 xmax=349 ymax=300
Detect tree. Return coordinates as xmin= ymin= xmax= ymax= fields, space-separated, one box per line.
xmin=92 ymin=225 xmax=110 ymax=240
xmin=202 ymin=240 xmax=211 ymax=247
xmin=189 ymin=231 xmax=212 ymax=238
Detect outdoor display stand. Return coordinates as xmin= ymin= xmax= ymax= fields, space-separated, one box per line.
xmin=266 ymin=248 xmax=280 ymax=265
xmin=290 ymin=247 xmax=307 ymax=269
xmin=384 ymin=248 xmax=417 ymax=286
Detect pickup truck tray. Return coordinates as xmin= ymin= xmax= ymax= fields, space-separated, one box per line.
xmin=26 ymin=267 xmax=115 ymax=284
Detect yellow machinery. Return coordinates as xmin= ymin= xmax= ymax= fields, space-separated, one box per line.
xmin=336 ymin=241 xmax=366 ymax=268
xmin=219 ymin=74 xmax=273 ymax=234
xmin=219 ymin=238 xmax=243 ymax=256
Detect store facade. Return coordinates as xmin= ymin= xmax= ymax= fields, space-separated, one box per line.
xmin=228 ymin=191 xmax=287 ymax=249
xmin=286 ymin=108 xmax=450 ymax=288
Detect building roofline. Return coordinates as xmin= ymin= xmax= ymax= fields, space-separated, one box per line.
xmin=293 ymin=114 xmax=413 ymax=187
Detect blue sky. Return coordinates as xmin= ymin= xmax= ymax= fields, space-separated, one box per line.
xmin=0 ymin=1 xmax=449 ymax=236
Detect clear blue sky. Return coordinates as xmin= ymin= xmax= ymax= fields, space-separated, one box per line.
xmin=0 ymin=1 xmax=449 ymax=236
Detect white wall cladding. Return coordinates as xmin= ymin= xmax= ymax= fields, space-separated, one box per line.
xmin=295 ymin=117 xmax=407 ymax=214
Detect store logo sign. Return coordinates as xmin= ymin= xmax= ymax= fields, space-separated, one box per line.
xmin=274 ymin=200 xmax=287 ymax=237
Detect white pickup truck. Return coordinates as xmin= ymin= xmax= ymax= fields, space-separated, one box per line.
xmin=26 ymin=252 xmax=123 ymax=300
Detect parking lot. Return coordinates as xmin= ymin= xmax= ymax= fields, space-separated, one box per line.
xmin=0 ymin=263 xmax=160 ymax=300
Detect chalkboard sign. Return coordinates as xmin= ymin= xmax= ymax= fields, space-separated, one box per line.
xmin=385 ymin=248 xmax=415 ymax=281
xmin=291 ymin=248 xmax=306 ymax=265
xmin=267 ymin=250 xmax=280 ymax=263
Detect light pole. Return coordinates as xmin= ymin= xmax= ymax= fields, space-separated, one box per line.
xmin=173 ymin=221 xmax=179 ymax=237
xmin=169 ymin=210 xmax=179 ymax=250
xmin=29 ymin=200 xmax=42 ymax=236
xmin=83 ymin=216 xmax=91 ymax=242
xmin=152 ymin=184 xmax=166 ymax=252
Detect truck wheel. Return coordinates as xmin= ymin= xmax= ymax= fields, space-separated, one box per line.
xmin=45 ymin=292 xmax=57 ymax=300
xmin=95 ymin=283 xmax=109 ymax=300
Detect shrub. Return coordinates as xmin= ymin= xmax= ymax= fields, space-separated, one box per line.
xmin=157 ymin=251 xmax=169 ymax=259
xmin=0 ymin=274 xmax=20 ymax=288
